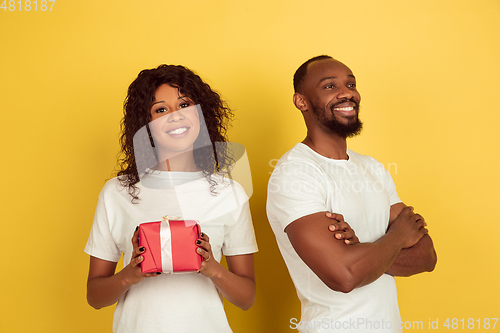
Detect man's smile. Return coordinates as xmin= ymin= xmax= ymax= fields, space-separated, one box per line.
xmin=331 ymin=101 xmax=358 ymax=117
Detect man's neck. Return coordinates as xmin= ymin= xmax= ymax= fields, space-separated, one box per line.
xmin=302 ymin=131 xmax=348 ymax=160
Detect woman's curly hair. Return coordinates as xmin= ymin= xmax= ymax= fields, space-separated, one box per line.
xmin=117 ymin=64 xmax=234 ymax=202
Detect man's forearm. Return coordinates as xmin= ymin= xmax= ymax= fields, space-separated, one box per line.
xmin=385 ymin=234 xmax=437 ymax=277
xmin=335 ymin=230 xmax=404 ymax=291
xmin=288 ymin=207 xmax=428 ymax=293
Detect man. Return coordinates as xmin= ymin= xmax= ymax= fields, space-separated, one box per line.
xmin=266 ymin=55 xmax=437 ymax=333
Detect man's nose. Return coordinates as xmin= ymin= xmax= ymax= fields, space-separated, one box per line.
xmin=337 ymin=86 xmax=354 ymax=100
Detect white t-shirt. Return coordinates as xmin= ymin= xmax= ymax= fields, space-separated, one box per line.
xmin=85 ymin=171 xmax=258 ymax=333
xmin=267 ymin=143 xmax=402 ymax=333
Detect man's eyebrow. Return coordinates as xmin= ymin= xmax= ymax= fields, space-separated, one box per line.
xmin=319 ymin=74 xmax=356 ymax=83
xmin=320 ymin=76 xmax=337 ymax=82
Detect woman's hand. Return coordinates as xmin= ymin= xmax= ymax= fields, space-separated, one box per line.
xmin=196 ymin=233 xmax=223 ymax=278
xmin=325 ymin=212 xmax=360 ymax=245
xmin=121 ymin=227 xmax=162 ymax=285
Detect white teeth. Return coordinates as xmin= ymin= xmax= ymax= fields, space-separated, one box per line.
xmin=334 ymin=107 xmax=354 ymax=111
xmin=167 ymin=127 xmax=188 ymax=135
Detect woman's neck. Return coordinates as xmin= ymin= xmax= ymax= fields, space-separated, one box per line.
xmin=157 ymin=151 xmax=199 ymax=172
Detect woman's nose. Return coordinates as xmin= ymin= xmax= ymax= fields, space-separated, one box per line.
xmin=167 ymin=110 xmax=185 ymax=122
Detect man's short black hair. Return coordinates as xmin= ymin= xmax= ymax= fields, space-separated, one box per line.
xmin=293 ymin=55 xmax=333 ymax=93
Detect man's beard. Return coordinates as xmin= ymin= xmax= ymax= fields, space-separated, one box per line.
xmin=311 ymin=100 xmax=363 ymax=138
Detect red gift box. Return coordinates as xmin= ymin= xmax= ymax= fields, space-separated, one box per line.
xmin=138 ymin=219 xmax=202 ymax=273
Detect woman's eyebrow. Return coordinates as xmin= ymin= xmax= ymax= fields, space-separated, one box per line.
xmin=152 ymin=96 xmax=189 ymax=106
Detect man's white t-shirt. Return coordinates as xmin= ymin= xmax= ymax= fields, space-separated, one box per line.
xmin=267 ymin=143 xmax=402 ymax=333
xmin=85 ymin=171 xmax=258 ymax=333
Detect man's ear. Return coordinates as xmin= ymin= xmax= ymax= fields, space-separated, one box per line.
xmin=293 ymin=93 xmax=308 ymax=113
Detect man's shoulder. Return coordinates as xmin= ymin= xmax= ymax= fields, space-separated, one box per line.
xmin=348 ymin=150 xmax=394 ymax=182
xmin=267 ymin=144 xmax=327 ymax=184
xmin=268 ymin=144 xmax=327 ymax=197
xmin=274 ymin=143 xmax=322 ymax=169
xmin=347 ymin=149 xmax=383 ymax=166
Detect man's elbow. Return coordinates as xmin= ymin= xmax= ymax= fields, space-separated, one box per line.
xmin=425 ymin=250 xmax=437 ymax=272
xmin=423 ymin=235 xmax=437 ymax=273
xmin=322 ymin=272 xmax=359 ymax=294
xmin=323 ymin=280 xmax=357 ymax=293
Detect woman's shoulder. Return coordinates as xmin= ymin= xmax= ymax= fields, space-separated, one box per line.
xmin=210 ymin=174 xmax=250 ymax=198
xmin=98 ymin=176 xmax=130 ymax=199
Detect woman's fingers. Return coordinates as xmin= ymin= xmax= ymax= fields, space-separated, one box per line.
xmin=132 ymin=226 xmax=140 ymax=248
xmin=196 ymin=232 xmax=213 ymax=270
xmin=200 ymin=232 xmax=210 ymax=242
xmin=126 ymin=228 xmax=161 ymax=282
xmin=197 ymin=247 xmax=211 ymax=261
xmin=131 ymin=253 xmax=143 ymax=268
xmin=129 ymin=245 xmax=145 ymax=267
xmin=197 ymin=233 xmax=212 ymax=253
xmin=131 ymin=255 xmax=143 ymax=268
xmin=196 ymin=246 xmax=211 ymax=262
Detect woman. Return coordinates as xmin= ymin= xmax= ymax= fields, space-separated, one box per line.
xmin=85 ymin=65 xmax=257 ymax=333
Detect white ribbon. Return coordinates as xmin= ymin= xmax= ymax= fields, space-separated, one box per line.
xmin=159 ymin=221 xmax=174 ymax=273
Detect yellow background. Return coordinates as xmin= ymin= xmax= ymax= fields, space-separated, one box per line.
xmin=1 ymin=0 xmax=499 ymax=332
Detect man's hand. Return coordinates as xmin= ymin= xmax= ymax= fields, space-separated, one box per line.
xmin=386 ymin=203 xmax=437 ymax=276
xmin=387 ymin=206 xmax=428 ymax=249
xmin=325 ymin=212 xmax=360 ymax=245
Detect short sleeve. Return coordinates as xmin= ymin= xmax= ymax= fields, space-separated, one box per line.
xmin=221 ymin=199 xmax=258 ymax=257
xmin=354 ymin=152 xmax=402 ymax=207
xmin=84 ymin=191 xmax=122 ymax=262
xmin=380 ymin=168 xmax=401 ymax=206
xmin=267 ymin=161 xmax=328 ymax=232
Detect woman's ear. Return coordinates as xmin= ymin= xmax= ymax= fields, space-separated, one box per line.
xmin=293 ymin=93 xmax=308 ymax=113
